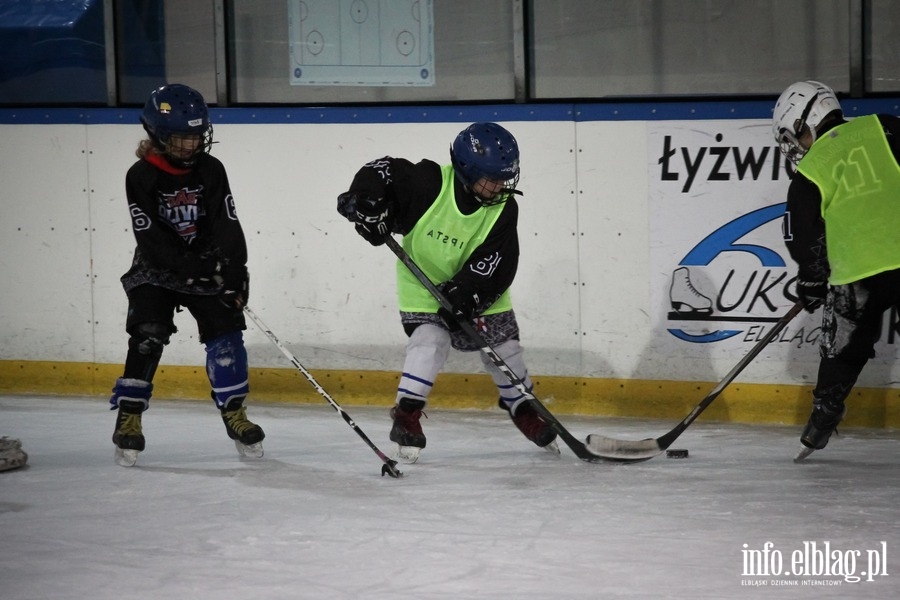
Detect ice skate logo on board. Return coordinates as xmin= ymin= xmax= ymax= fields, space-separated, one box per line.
xmin=669 ymin=267 xmax=712 ymax=315
xmin=667 ymin=203 xmax=796 ymax=343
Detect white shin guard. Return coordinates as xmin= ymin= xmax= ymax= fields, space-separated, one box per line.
xmin=396 ymin=324 xmax=451 ymax=404
xmin=479 ymin=338 xmax=533 ymax=411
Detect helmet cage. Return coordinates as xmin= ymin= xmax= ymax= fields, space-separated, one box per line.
xmin=469 ymin=170 xmax=520 ymax=207
xmin=156 ymin=126 xmax=214 ymax=167
xmin=775 ymin=127 xmax=806 ymax=165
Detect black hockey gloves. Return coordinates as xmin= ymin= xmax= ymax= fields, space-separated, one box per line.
xmin=337 ymin=191 xmax=391 ymax=246
xmin=437 ymin=281 xmax=480 ymax=331
xmin=219 ymin=264 xmax=249 ymax=309
xmin=796 ymin=279 xmax=827 ymax=312
xmin=179 ymin=253 xmax=221 ymax=286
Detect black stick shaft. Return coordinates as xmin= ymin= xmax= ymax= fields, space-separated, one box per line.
xmin=655 ymin=299 xmax=804 ymax=449
xmin=243 ymin=306 xmax=402 ymax=478
xmin=586 ymin=300 xmax=805 ymax=461
xmin=385 ymin=236 xmax=601 ymax=462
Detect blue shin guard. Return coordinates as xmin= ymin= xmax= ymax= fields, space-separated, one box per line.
xmin=205 ymin=331 xmax=250 ymax=410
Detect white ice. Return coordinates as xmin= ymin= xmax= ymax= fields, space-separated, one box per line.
xmin=1 ymin=395 xmax=898 ymax=599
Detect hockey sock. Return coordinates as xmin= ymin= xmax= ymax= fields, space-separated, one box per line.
xmin=109 ymin=378 xmax=153 ymax=411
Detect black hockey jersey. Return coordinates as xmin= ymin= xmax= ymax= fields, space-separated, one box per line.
xmin=121 ymin=152 xmax=247 ymax=295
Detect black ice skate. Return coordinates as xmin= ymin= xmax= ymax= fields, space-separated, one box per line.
xmin=113 ymin=399 xmax=146 ymax=467
xmin=221 ymin=402 xmax=265 ymax=458
xmin=390 ymin=397 xmax=426 ymax=463
xmin=504 ymin=399 xmax=559 ymax=453
xmin=799 ymin=402 xmax=847 ymax=451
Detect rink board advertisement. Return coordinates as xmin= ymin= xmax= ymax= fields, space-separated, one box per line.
xmin=648 ymin=119 xmax=900 ymax=362
xmin=648 ymin=120 xmax=813 ymax=354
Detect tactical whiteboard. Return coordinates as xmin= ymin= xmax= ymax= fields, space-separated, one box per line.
xmin=288 ymin=0 xmax=434 ymax=86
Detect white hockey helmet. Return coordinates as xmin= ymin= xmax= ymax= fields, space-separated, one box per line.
xmin=772 ymin=80 xmax=842 ymax=164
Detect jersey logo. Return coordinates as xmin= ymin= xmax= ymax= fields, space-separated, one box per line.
xmin=425 ymin=228 xmax=467 ymax=249
xmin=225 ymin=194 xmax=238 ymax=221
xmin=363 ymin=159 xmax=392 ymax=183
xmin=159 ymin=185 xmax=204 ymax=242
xmin=128 ymin=203 xmax=152 ymax=231
xmin=469 ymin=252 xmax=502 ymax=277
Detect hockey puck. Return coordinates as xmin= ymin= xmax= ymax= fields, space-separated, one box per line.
xmin=666 ymin=449 xmax=689 ymax=458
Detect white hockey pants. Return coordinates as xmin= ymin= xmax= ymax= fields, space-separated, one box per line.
xmin=395 ymin=323 xmax=533 ymax=411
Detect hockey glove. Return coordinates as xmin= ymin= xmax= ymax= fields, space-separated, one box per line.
xmin=219 ymin=265 xmax=249 ymax=309
xmin=796 ymin=279 xmax=827 ymax=312
xmin=336 ymin=191 xmax=361 ymax=220
xmin=437 ymin=281 xmax=480 ymax=331
xmin=179 ymin=253 xmax=222 ymax=286
xmin=337 ymin=192 xmax=391 ymax=246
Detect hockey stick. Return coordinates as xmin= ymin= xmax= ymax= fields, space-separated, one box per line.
xmin=243 ymin=306 xmax=402 ymax=478
xmin=585 ymin=300 xmax=805 ymax=461
xmin=385 ymin=235 xmax=610 ymax=463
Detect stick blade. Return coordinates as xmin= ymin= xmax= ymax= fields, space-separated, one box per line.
xmin=381 ymin=460 xmax=403 ymax=478
xmin=584 ymin=434 xmax=664 ymax=462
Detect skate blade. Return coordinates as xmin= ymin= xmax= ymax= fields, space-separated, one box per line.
xmin=393 ymin=444 xmax=421 ymax=464
xmin=235 ymin=440 xmax=264 ymax=458
xmin=114 ymin=447 xmax=139 ymax=467
xmin=542 ymin=439 xmax=561 ymax=455
xmin=794 ymin=446 xmax=816 ymax=462
xmin=670 ymin=303 xmax=712 ymax=315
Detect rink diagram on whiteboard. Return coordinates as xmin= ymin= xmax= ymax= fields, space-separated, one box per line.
xmin=288 ymin=0 xmax=434 ymax=86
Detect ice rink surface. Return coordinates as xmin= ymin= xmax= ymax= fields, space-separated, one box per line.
xmin=1 ymin=395 xmax=898 ymax=599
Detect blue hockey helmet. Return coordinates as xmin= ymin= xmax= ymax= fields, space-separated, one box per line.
xmin=450 ymin=122 xmax=520 ymax=205
xmin=140 ymin=83 xmax=213 ymax=167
